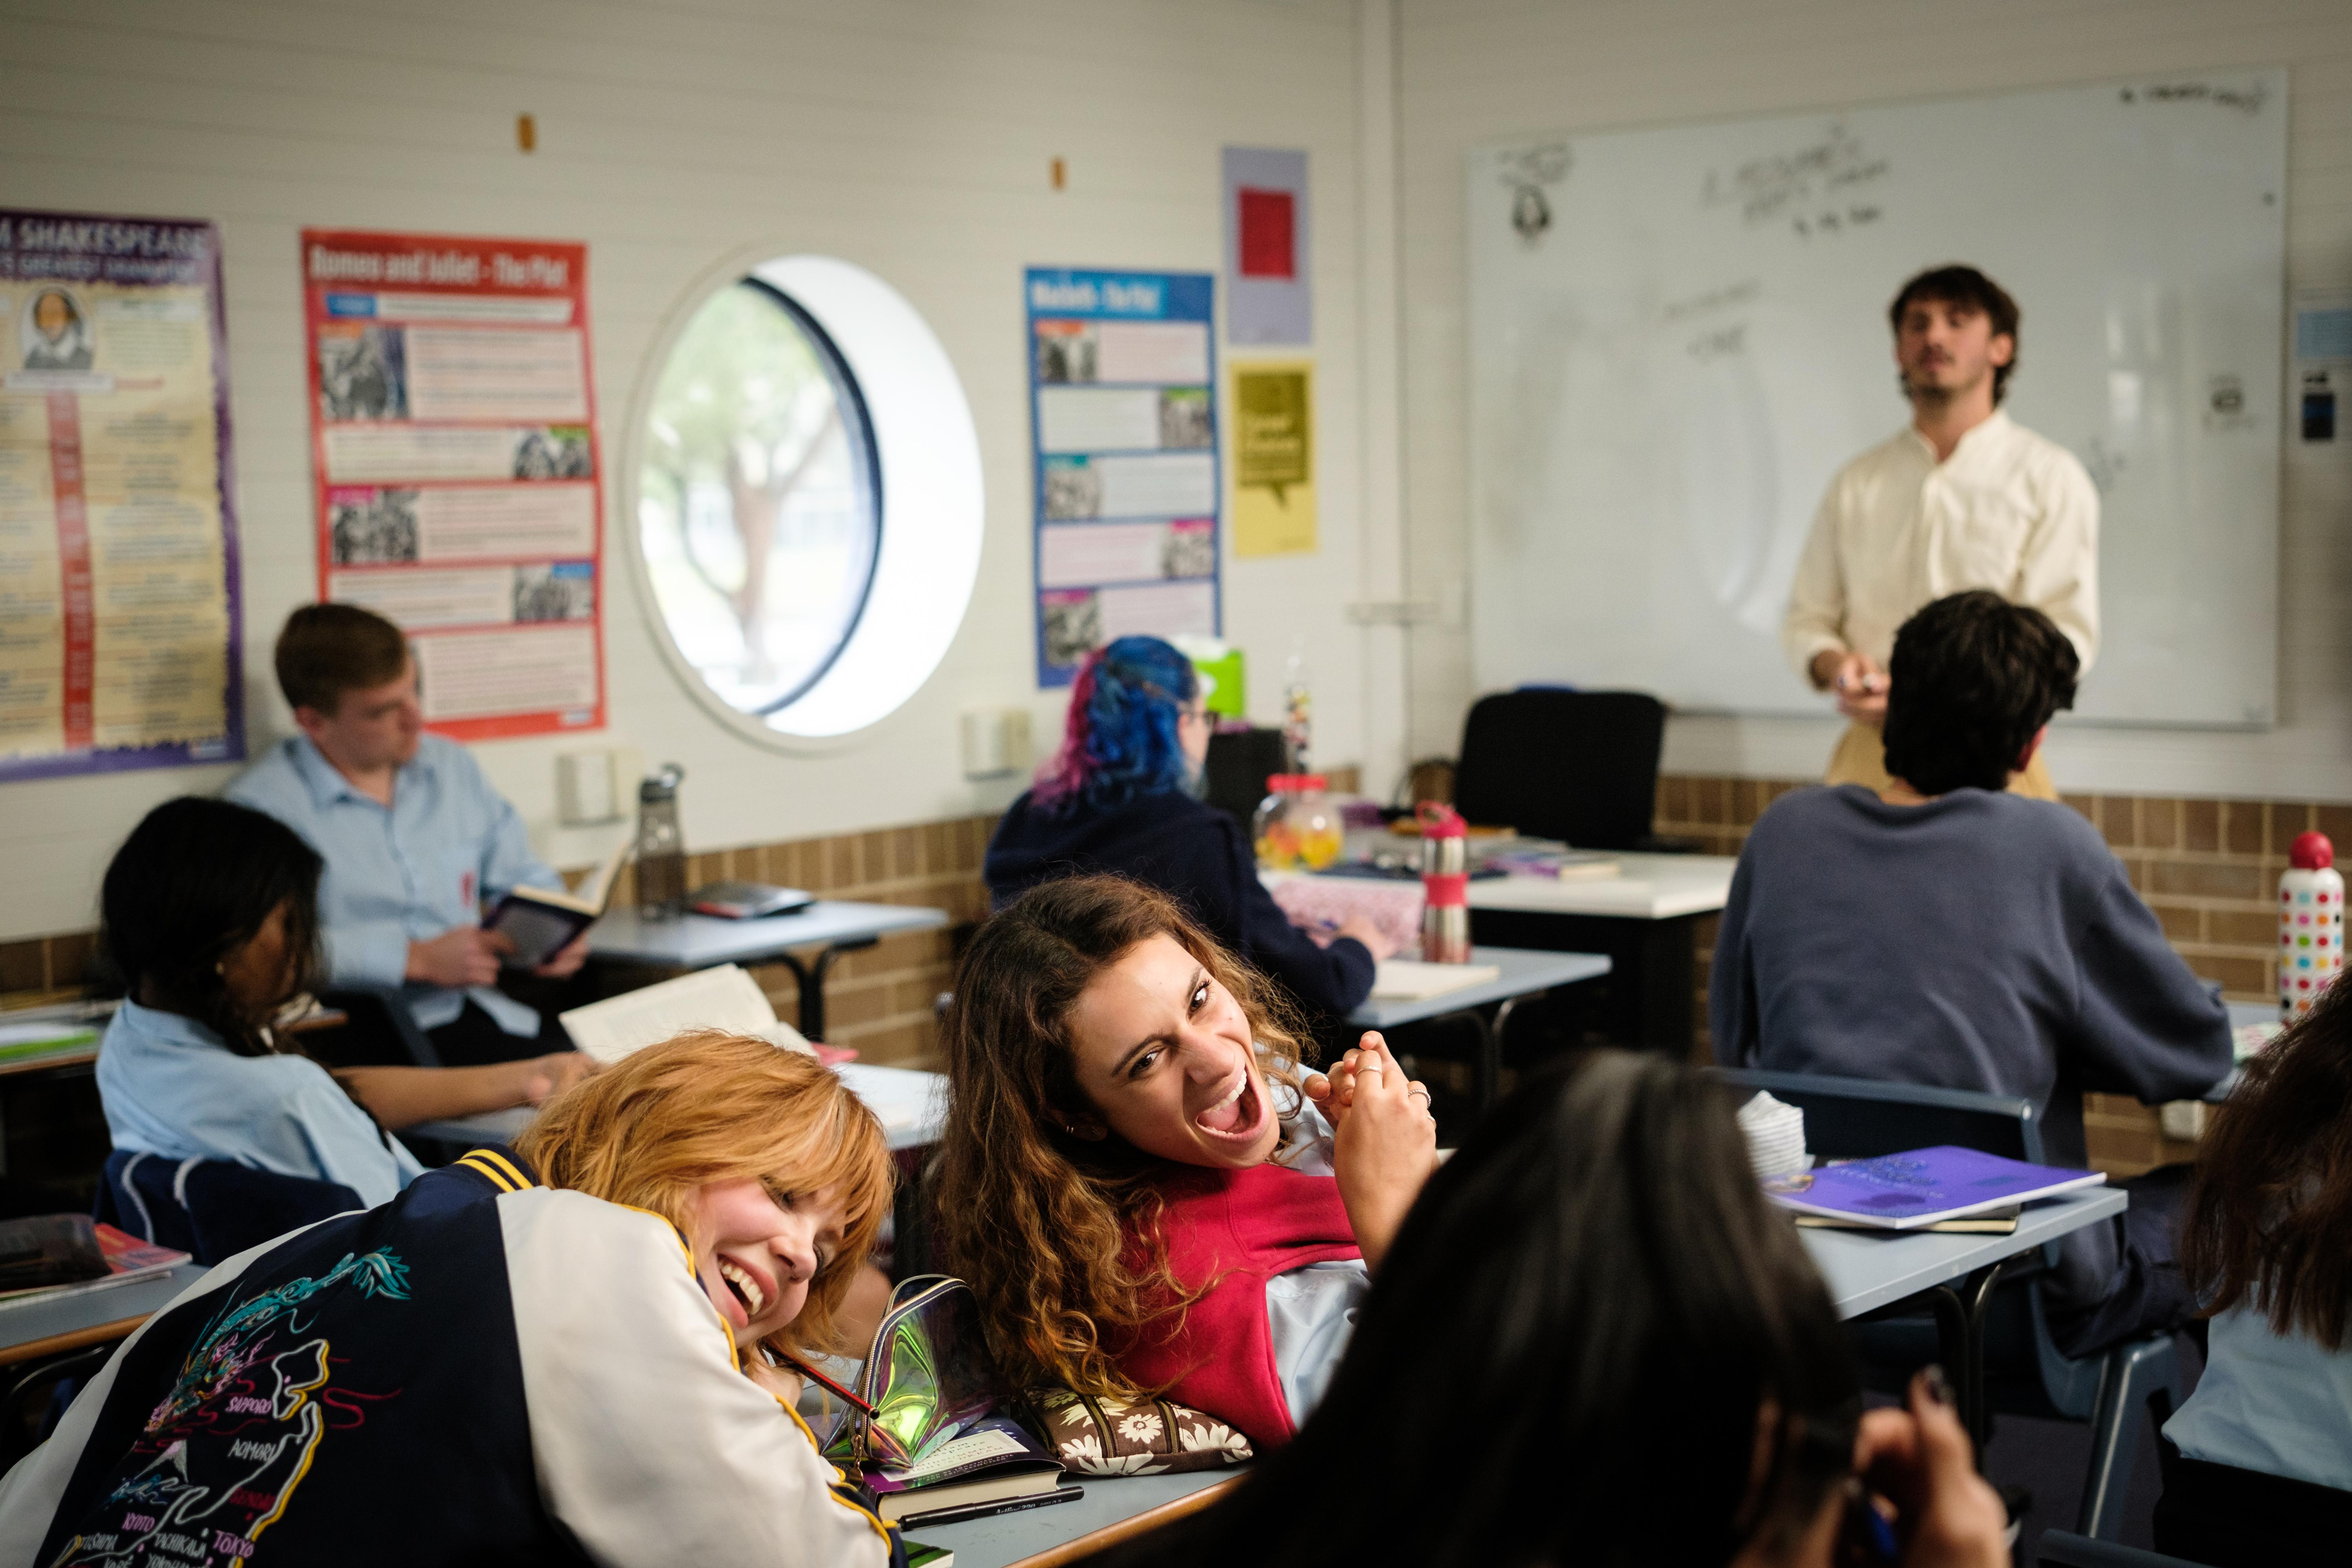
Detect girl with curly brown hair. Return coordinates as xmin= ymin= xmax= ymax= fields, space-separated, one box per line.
xmin=933 ymin=873 xmax=1437 ymax=1449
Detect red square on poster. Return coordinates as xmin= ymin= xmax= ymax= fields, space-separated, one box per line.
xmin=1237 ymin=188 xmax=1296 ymax=279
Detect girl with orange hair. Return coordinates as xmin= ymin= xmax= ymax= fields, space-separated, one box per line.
xmin=0 ymin=1032 xmax=909 ymax=1568
xmin=934 ymin=874 xmax=1439 ymax=1450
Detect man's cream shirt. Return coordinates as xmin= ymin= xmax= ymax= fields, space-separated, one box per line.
xmin=1781 ymin=408 xmax=2099 ymax=678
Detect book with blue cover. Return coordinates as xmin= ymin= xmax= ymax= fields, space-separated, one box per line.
xmin=1762 ymin=1146 xmax=2105 ymax=1230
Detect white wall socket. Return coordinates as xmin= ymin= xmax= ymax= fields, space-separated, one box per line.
xmin=557 ymin=748 xmax=639 ymax=825
xmin=960 ymin=708 xmax=1033 ymax=779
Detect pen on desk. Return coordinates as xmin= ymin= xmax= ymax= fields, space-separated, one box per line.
xmin=764 ymin=1345 xmax=878 ymax=1418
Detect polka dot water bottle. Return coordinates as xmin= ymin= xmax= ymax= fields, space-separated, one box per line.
xmin=2280 ymin=831 xmax=2345 ymax=1020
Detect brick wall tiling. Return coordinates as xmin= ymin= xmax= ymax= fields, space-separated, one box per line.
xmin=0 ymin=814 xmax=1004 ymax=1070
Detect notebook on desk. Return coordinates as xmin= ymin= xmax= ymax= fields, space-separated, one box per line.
xmin=1371 ymin=960 xmax=1502 ymax=1000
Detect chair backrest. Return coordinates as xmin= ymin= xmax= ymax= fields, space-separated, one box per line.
xmin=97 ymin=1149 xmax=362 ymax=1265
xmin=314 ymin=986 xmax=443 ymax=1069
xmin=1203 ymin=726 xmax=1292 ymax=833
xmin=1452 ymin=689 xmax=1666 ymax=849
xmin=1712 ymin=1067 xmax=2047 ymax=1164
xmin=2034 ymin=1529 xmax=2209 ymax=1568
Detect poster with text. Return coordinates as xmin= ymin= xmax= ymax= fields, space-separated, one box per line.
xmin=0 ymin=209 xmax=243 ymax=782
xmin=1027 ymin=268 xmax=1220 ymax=687
xmin=302 ymin=228 xmax=605 ymax=738
xmin=1232 ymin=360 xmax=1316 ymax=556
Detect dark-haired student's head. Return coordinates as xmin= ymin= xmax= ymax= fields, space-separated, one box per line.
xmin=1880 ymin=591 xmax=2078 ymax=795
xmin=1099 ymin=1049 xmax=1863 ymax=1568
xmin=101 ymin=797 xmax=323 ymax=1055
xmin=1889 ymin=264 xmax=2019 ymax=407
xmin=275 ymin=603 xmax=422 ymax=773
xmin=2182 ymin=975 xmax=2352 ymax=1351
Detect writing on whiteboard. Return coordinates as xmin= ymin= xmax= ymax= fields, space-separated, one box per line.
xmin=2119 ymin=81 xmax=2268 ymax=115
xmin=1701 ymin=124 xmax=1889 ymax=230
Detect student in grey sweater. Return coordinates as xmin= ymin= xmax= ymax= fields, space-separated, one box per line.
xmin=1711 ymin=591 xmax=2232 ymax=1356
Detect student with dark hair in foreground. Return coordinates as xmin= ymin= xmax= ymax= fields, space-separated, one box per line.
xmin=226 ymin=603 xmax=592 ymax=1069
xmin=2159 ymin=977 xmax=2352 ymax=1563
xmin=1713 ymin=591 xmax=2231 ymax=1355
xmin=2 ymin=1032 xmax=905 ymax=1567
xmin=1093 ymin=1050 xmax=2007 ymax=1568
xmin=95 ymin=797 xmax=588 ymax=1198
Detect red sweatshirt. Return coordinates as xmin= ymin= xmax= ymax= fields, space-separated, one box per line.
xmin=1110 ymin=1161 xmax=1362 ymax=1448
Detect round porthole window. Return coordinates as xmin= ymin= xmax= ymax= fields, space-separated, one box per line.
xmin=627 ymin=256 xmax=982 ymax=741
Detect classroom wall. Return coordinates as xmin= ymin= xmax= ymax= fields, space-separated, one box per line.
xmin=1396 ymin=0 xmax=2352 ymax=800
xmin=0 ymin=0 xmax=1377 ymax=942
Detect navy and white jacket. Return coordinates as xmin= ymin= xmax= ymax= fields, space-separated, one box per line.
xmin=0 ymin=1149 xmax=903 ymax=1568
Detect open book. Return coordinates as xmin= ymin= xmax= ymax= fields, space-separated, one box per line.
xmin=487 ymin=835 xmax=632 ymax=968
xmin=557 ymin=965 xmax=811 ymax=1064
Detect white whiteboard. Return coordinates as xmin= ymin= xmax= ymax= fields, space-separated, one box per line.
xmin=1466 ymin=71 xmax=2286 ymax=726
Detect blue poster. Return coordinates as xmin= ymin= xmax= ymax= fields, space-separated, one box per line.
xmin=1025 ymin=268 xmax=1220 ymax=689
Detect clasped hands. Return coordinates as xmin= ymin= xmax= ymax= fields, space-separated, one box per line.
xmin=1302 ymin=1032 xmax=1439 ymax=1270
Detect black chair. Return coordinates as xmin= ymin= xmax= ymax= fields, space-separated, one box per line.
xmin=95 ymin=1151 xmax=362 ymax=1266
xmin=1716 ymin=1068 xmax=2184 ymax=1541
xmin=2038 ymin=1532 xmax=2209 ymax=1567
xmin=312 ymin=985 xmax=443 ymax=1068
xmin=1451 ymin=689 xmax=1666 ymax=849
xmin=1204 ymin=726 xmax=1292 ymax=835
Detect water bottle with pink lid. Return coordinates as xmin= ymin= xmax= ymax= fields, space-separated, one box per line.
xmin=2280 ymin=830 xmax=2344 ymax=1020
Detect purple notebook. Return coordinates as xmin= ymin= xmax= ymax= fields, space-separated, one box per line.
xmin=1763 ymin=1146 xmax=2105 ymax=1230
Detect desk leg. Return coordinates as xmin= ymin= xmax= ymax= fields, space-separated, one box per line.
xmin=1466 ymin=910 xmax=1699 ymax=1055
xmin=1918 ymin=1263 xmax=2007 ymax=1471
xmin=774 ymin=936 xmax=878 ymax=1043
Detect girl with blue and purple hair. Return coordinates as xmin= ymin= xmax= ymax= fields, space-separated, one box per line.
xmin=985 ymin=636 xmax=1392 ymax=1018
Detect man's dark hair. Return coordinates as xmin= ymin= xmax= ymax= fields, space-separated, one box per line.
xmin=101 ymin=797 xmax=324 ymax=1057
xmin=275 ymin=603 xmax=409 ymax=715
xmin=1881 ymin=591 xmax=2078 ymax=794
xmin=1889 ymin=264 xmax=2021 ymax=404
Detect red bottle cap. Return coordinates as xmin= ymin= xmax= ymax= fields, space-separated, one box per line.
xmin=2292 ymin=832 xmax=2335 ymax=871
xmin=1416 ymin=802 xmax=1467 ymax=838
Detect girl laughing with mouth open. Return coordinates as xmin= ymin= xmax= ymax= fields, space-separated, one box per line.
xmin=934 ymin=875 xmax=1440 ymax=1449
xmin=0 ymin=1030 xmax=910 ymax=1568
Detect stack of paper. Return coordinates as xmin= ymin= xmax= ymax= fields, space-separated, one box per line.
xmin=1737 ymin=1091 xmax=1809 ymax=1178
xmin=1370 ymin=960 xmax=1501 ymax=1001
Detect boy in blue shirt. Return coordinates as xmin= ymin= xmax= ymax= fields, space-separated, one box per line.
xmin=1711 ymin=590 xmax=2232 ymax=1354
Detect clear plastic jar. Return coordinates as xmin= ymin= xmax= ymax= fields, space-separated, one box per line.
xmin=1254 ymin=774 xmax=1347 ymax=871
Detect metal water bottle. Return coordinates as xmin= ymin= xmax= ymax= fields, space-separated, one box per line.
xmin=2281 ymin=830 xmax=2344 ymax=1020
xmin=1418 ymin=801 xmax=1472 ymax=963
xmin=635 ymin=763 xmax=688 ymax=920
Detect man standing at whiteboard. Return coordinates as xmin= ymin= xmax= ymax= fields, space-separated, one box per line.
xmin=1782 ymin=265 xmax=2098 ymax=799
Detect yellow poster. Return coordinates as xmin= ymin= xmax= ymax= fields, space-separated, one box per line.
xmin=1232 ymin=360 xmax=1315 ymax=557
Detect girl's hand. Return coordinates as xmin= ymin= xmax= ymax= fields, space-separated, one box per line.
xmin=1329 ymin=1033 xmax=1437 ymax=1271
xmin=1856 ymin=1368 xmax=2008 ymax=1568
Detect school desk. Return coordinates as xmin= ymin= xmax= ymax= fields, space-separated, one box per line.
xmin=0 ymin=1263 xmax=211 ymax=1370
xmin=911 ymin=1469 xmax=1242 ymax=1568
xmin=1345 ymin=946 xmax=1611 ymax=1108
xmin=1801 ymin=1185 xmax=2130 ymax=1453
xmin=1268 ymin=842 xmax=1737 ymax=1054
xmin=587 ymin=901 xmax=950 ymax=1042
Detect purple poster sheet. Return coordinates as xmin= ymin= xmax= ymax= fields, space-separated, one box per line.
xmin=0 ymin=210 xmax=243 ymax=781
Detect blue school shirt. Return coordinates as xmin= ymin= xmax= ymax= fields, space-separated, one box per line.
xmin=2165 ymin=1303 xmax=2352 ymax=1492
xmin=223 ymin=733 xmax=562 ymax=1035
xmin=95 ymin=999 xmax=422 ymax=1206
